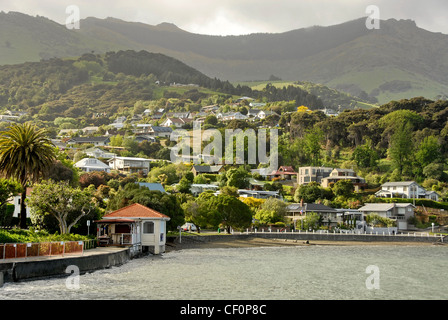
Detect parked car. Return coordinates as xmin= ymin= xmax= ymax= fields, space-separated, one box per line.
xmin=181 ymin=223 xmax=197 ymax=232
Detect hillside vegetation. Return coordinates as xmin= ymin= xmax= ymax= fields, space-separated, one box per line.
xmin=1 ymin=12 xmax=448 ymax=104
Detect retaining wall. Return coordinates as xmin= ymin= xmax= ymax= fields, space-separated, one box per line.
xmin=0 ymin=248 xmax=131 ymax=284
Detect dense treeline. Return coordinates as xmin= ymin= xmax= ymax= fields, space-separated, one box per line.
xmin=279 ymin=97 xmax=448 ymax=189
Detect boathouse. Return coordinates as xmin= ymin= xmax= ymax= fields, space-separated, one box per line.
xmin=96 ymin=203 xmax=170 ymax=255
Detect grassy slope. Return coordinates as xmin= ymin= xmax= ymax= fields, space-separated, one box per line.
xmin=236 ymin=80 xmax=379 ymax=109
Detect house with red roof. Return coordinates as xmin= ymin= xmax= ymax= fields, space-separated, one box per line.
xmin=268 ymin=166 xmax=298 ymax=181
xmin=96 ymin=203 xmax=171 ymax=255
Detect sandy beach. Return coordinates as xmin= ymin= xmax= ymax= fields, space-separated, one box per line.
xmin=166 ymin=236 xmax=440 ymax=252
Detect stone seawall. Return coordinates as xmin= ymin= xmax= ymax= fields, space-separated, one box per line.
xmin=0 ymin=248 xmax=131 ymax=284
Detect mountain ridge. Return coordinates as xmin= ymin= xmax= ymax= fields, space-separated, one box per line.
xmin=1 ymin=12 xmax=448 ymax=103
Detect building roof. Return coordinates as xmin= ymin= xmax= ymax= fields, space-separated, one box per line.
xmin=358 ymin=203 xmax=414 ymax=211
xmin=109 ymin=156 xmax=152 ymax=162
xmin=287 ymin=203 xmax=337 ymax=213
xmin=381 ymin=181 xmax=418 ymax=187
xmin=103 ymin=203 xmax=170 ymax=220
xmin=192 ymin=165 xmax=223 ymax=173
xmin=75 ymin=158 xmax=110 ymax=169
xmin=67 ymin=136 xmax=110 ymax=143
xmin=138 ymin=182 xmax=166 ymax=193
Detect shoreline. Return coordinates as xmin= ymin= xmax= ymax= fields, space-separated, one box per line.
xmin=165 ymin=236 xmax=441 ymax=252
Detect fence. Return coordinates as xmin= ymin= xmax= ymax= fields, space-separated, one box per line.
xmin=240 ymin=228 xmax=445 ymax=242
xmin=0 ymin=239 xmax=97 ymax=260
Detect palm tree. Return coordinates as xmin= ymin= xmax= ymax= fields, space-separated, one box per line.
xmin=0 ymin=122 xmax=56 ymax=229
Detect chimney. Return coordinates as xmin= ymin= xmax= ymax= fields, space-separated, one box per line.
xmin=300 ymin=198 xmax=304 ymax=207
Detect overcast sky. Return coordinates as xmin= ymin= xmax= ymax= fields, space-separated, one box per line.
xmin=2 ymin=0 xmax=448 ymax=35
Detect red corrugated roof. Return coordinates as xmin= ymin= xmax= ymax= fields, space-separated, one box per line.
xmin=103 ymin=203 xmax=170 ymax=219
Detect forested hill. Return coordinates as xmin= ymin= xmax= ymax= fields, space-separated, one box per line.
xmin=0 ymin=50 xmax=323 ymax=117
xmin=2 ymin=12 xmax=448 ymax=104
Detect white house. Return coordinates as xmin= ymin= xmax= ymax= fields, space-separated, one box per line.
xmin=358 ymin=203 xmax=415 ymax=230
xmin=257 ymin=110 xmax=279 ymax=120
xmin=320 ymin=168 xmax=367 ymax=191
xmin=134 ymin=124 xmax=172 ymax=138
xmin=96 ymin=203 xmax=171 ymax=255
xmin=375 ymin=181 xmax=440 ymax=202
xmin=74 ymin=158 xmax=111 ymax=173
xmin=108 ymin=156 xmax=151 ymax=174
xmin=161 ymin=117 xmax=191 ymax=128
xmin=216 ymin=112 xmax=248 ymax=121
xmin=190 ymin=184 xmax=220 ymax=196
xmin=66 ymin=136 xmax=111 ymax=147
xmin=84 ymin=147 xmax=117 ymax=159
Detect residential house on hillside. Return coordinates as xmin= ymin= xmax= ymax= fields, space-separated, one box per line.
xmin=134 ymin=124 xmax=172 ymax=138
xmin=108 ymin=156 xmax=151 ymax=174
xmin=237 ymin=189 xmax=282 ymax=200
xmin=375 ymin=181 xmax=440 ymax=202
xmin=138 ymin=182 xmax=166 ymax=193
xmin=166 ymin=112 xmax=191 ymax=119
xmin=319 ymin=108 xmax=340 ymax=117
xmin=74 ymin=158 xmax=111 ymax=173
xmin=6 ymin=110 xmax=27 ymax=117
xmin=191 ymin=165 xmax=224 ymax=177
xmin=321 ymin=168 xmax=367 ymax=191
xmin=247 ymin=109 xmax=261 ymax=119
xmin=201 ymin=105 xmax=220 ymax=113
xmin=358 ymin=203 xmax=415 ymax=230
xmin=161 ymin=117 xmax=192 ymax=128
xmin=96 ymin=203 xmax=170 ymax=255
xmin=190 ymin=184 xmax=220 ymax=196
xmin=268 ymin=166 xmax=297 ymax=181
xmin=82 ymin=126 xmax=100 ymax=135
xmin=257 ymin=110 xmax=279 ymax=120
xmin=84 ymin=147 xmax=116 ymax=159
xmin=66 ymin=136 xmax=111 ymax=147
xmin=216 ymin=112 xmax=248 ymax=121
xmin=134 ymin=135 xmax=156 ymax=143
xmin=109 ymin=116 xmax=127 ymax=129
xmin=249 ymin=102 xmax=266 ymax=108
xmin=297 ymin=166 xmax=333 ymax=185
xmin=286 ymin=202 xmax=338 ymax=228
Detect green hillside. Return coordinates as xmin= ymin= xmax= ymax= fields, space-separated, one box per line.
xmin=239 ymin=80 xmax=379 ymax=110
xmin=1 ymin=12 xmax=448 ymax=105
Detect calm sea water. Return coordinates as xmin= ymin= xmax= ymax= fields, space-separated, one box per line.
xmin=0 ymin=245 xmax=447 ymax=300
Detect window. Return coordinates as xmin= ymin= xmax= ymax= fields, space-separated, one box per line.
xmin=143 ymin=222 xmax=154 ymax=234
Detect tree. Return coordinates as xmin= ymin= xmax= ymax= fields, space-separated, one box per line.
xmin=352 ymin=142 xmax=378 ymax=169
xmin=226 ymin=166 xmax=250 ymax=189
xmin=0 ymin=178 xmax=20 ymax=226
xmin=332 ymin=180 xmax=355 ymax=198
xmin=106 ymin=183 xmax=184 ymax=231
xmin=301 ymin=212 xmax=322 ymax=231
xmin=213 ymin=194 xmax=252 ymax=233
xmin=303 ymin=127 xmax=324 ymax=166
xmin=294 ymin=182 xmax=332 ymax=203
xmin=388 ymin=122 xmax=414 ymax=177
xmin=27 ymin=180 xmax=95 ymax=234
xmin=415 ymin=136 xmax=441 ymax=169
xmin=183 ymin=193 xmax=252 ymax=233
xmin=254 ymin=198 xmax=288 ymax=224
xmin=0 ymin=122 xmax=56 ymax=229
xmin=177 ymin=176 xmax=192 ymax=194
